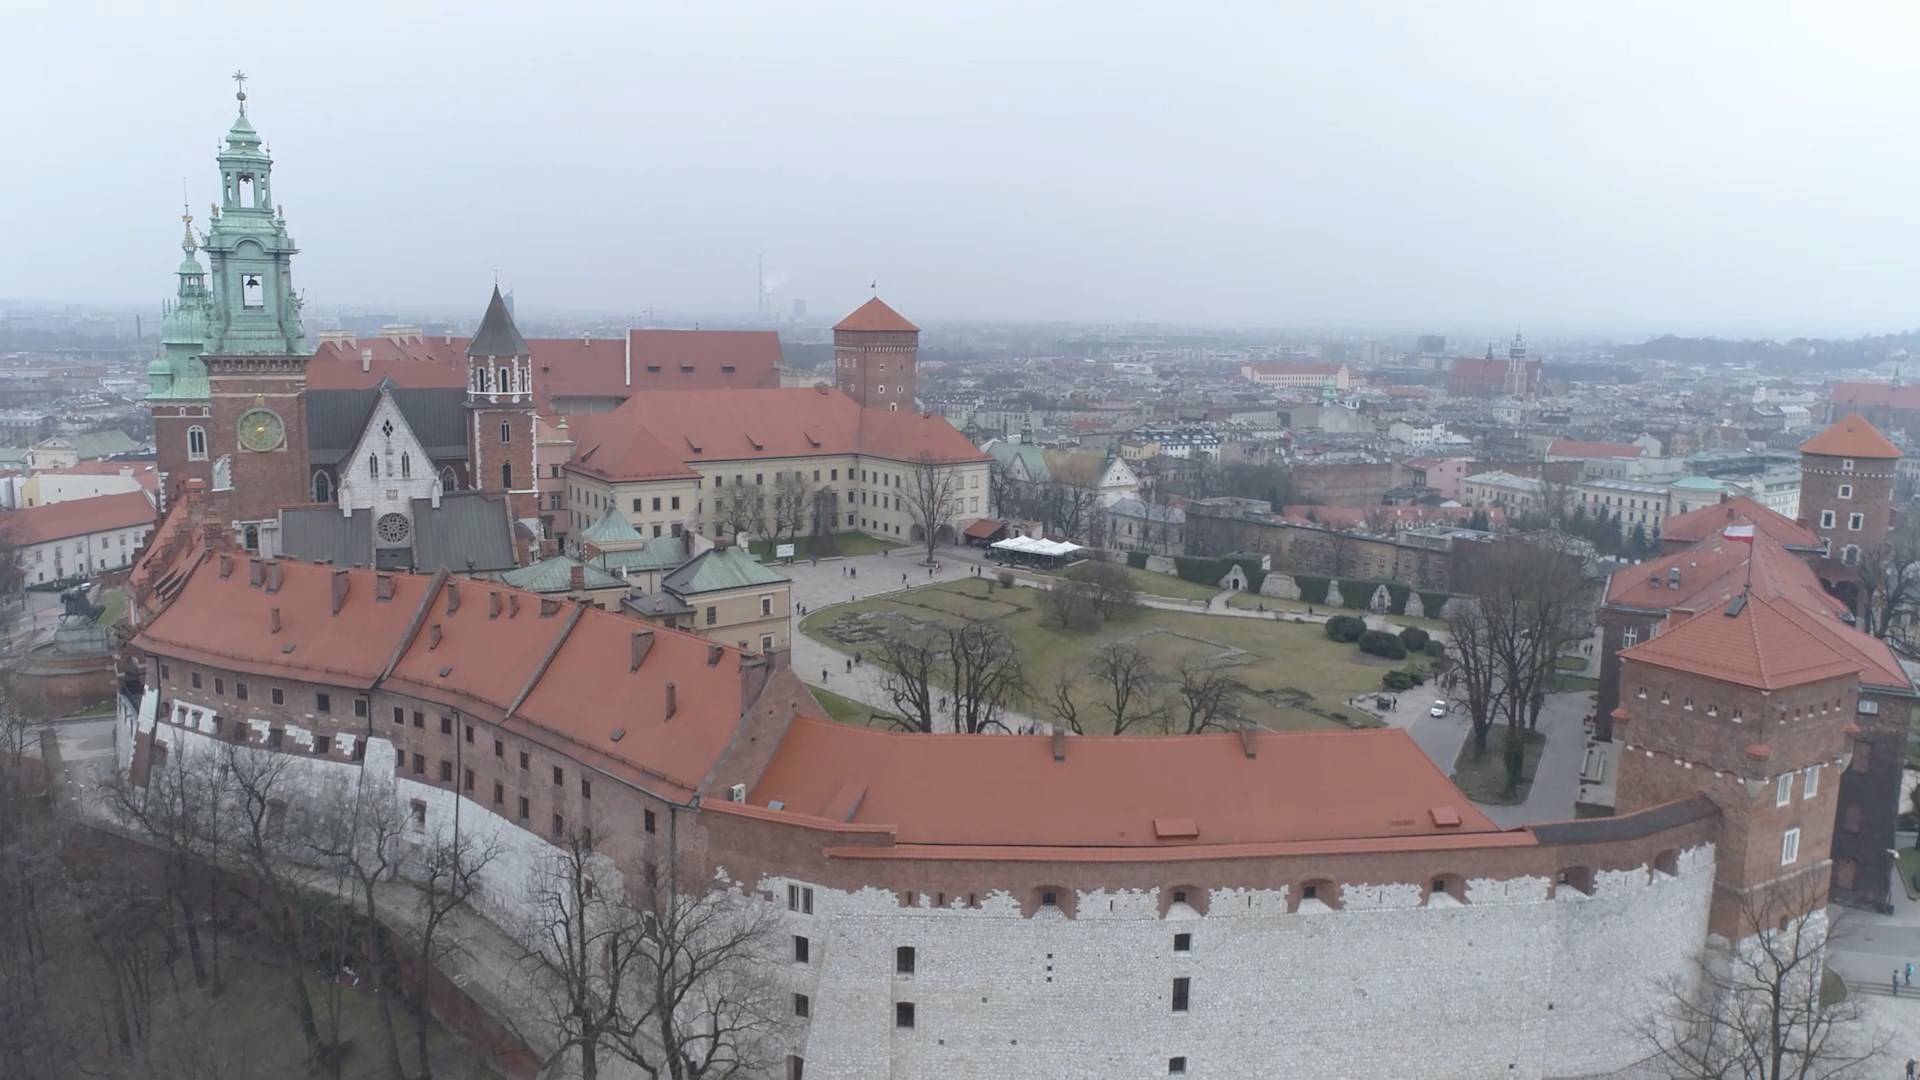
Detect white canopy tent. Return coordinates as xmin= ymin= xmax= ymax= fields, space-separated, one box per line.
xmin=989 ymin=535 xmax=1085 ymax=567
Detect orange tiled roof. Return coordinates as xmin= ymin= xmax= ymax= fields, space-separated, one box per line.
xmin=749 ymin=719 xmax=1499 ymax=849
xmin=133 ymin=557 xmax=755 ymax=800
xmin=834 ymin=297 xmax=919 ymax=333
xmin=1 ymin=490 xmax=154 ymax=545
xmin=1605 ymin=536 xmax=1845 ymax=617
xmin=1620 ymin=592 xmax=1861 ymax=691
xmin=1800 ymin=413 xmax=1900 ymax=459
xmin=1659 ymin=496 xmax=1819 ymax=549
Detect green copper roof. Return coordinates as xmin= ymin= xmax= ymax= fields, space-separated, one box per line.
xmin=987 ymin=441 xmax=1050 ymax=483
xmin=500 ymin=556 xmax=626 ymax=594
xmin=1670 ymin=475 xmax=1731 ymax=491
xmin=661 ymin=547 xmax=787 ymax=596
xmin=590 ymin=534 xmax=691 ymax=575
xmin=580 ymin=507 xmax=644 ymax=545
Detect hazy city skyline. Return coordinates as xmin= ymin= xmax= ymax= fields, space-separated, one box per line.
xmin=8 ymin=2 xmax=1919 ymax=337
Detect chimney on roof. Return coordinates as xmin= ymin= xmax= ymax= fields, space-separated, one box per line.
xmin=630 ymin=628 xmax=655 ymax=671
xmin=428 ymin=623 xmax=442 ymax=649
xmin=268 ymin=606 xmax=281 ymax=634
xmin=1239 ymin=721 xmax=1258 ymax=759
xmin=1051 ymin=729 xmax=1066 ymax=762
xmin=488 ymin=591 xmax=501 ymax=618
xmin=445 ymin=581 xmax=460 ymax=614
xmin=707 ymin=643 xmax=723 ymax=667
xmin=248 ymin=559 xmax=264 ymax=588
xmin=330 ymin=568 xmax=349 ymax=614
xmin=1720 ymin=492 xmax=1730 ymax=505
xmin=265 ymin=562 xmax=282 ymax=594
xmin=375 ymin=574 xmax=394 ymax=601
xmin=360 ymin=347 xmax=372 ymax=373
xmin=570 ymin=563 xmax=586 ymax=591
xmin=218 ymin=553 xmax=234 ymax=579
xmin=665 ymin=680 xmax=677 ymax=718
xmin=539 ymin=598 xmax=560 ymax=617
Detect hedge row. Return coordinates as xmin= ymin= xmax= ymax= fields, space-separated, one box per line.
xmin=1170 ymin=555 xmax=1267 ymax=595
xmin=1126 ymin=551 xmax=1150 ymax=570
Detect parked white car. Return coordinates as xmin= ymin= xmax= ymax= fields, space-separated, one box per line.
xmin=1429 ymin=700 xmax=1448 ymax=718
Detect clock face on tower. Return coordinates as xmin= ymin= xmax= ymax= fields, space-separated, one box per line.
xmin=237 ymin=408 xmax=285 ymax=452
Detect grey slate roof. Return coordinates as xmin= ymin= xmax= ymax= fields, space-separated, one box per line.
xmin=306 ymin=382 xmax=469 ymax=466
xmin=467 ymin=286 xmax=529 ymax=358
xmin=278 ymin=492 xmax=516 ymax=573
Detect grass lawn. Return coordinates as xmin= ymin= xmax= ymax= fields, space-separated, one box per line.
xmin=1555 ymin=655 xmax=1587 ymax=671
xmin=1897 ymin=849 xmax=1920 ymax=901
xmin=1451 ymin=728 xmax=1546 ymax=805
xmin=809 ymin=686 xmax=902 ymax=729
xmin=95 ymin=587 xmax=127 ymax=627
xmin=1223 ymin=591 xmax=1448 ymax=632
xmin=1024 ymin=563 xmax=1221 ymax=603
xmin=802 ymin=578 xmax=1407 ymax=731
xmin=1551 ymin=673 xmax=1600 ymax=693
xmin=748 ymin=532 xmax=899 ymax=560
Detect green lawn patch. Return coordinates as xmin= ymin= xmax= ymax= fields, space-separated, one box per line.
xmin=1451 ymin=728 xmax=1547 ymax=805
xmin=809 ymin=686 xmax=901 ymax=729
xmin=748 ymin=532 xmax=899 ymax=560
xmin=1555 ymin=655 xmax=1587 ymax=671
xmin=1024 ymin=563 xmax=1221 ymax=603
xmin=1551 ymin=673 xmax=1599 ymax=693
xmin=803 ymin=578 xmax=1408 ymax=732
xmin=95 ymin=588 xmax=127 ymax=628
xmin=1897 ymin=849 xmax=1920 ymax=902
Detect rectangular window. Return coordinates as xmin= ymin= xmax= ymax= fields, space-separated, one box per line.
xmin=552 ymin=813 xmax=565 ymax=837
xmin=896 ymin=946 xmax=916 ymax=974
xmin=1839 ymin=484 xmax=1853 ymax=499
xmin=1775 ymin=773 xmax=1792 ymax=807
xmin=412 ymin=753 xmax=425 ymax=775
xmin=271 ymin=687 xmax=285 ymax=705
xmin=463 ymin=767 xmax=474 ymax=792
xmin=1169 ymin=1058 xmax=1188 ymax=1075
xmin=354 ymin=697 xmax=368 ymax=718
xmin=494 ymin=738 xmax=504 ymax=757
xmin=793 ymin=993 xmax=810 ymax=1018
xmin=706 ymin=606 xmax=717 ymax=626
xmin=632 ymin=498 xmax=644 ymax=512
xmin=440 ymin=716 xmax=453 ymax=735
xmin=1171 ymin=977 xmax=1190 ymax=1012
xmin=393 ymin=706 xmax=405 ymax=724
xmin=313 ymin=735 xmax=331 ymax=756
xmin=582 ymin=778 xmax=592 ymax=800
xmin=1804 ymin=765 xmax=1820 ymax=799
xmin=413 ymin=710 xmax=424 ymax=728
xmin=670 ymin=495 xmax=681 ymax=511
xmin=439 ymin=760 xmax=452 ymax=783
xmin=787 ymin=884 xmax=814 ymax=913
xmin=1781 ymin=827 xmax=1800 ymax=865
xmin=518 ymin=796 xmax=529 ymax=821
xmin=520 ymin=751 xmax=530 ymax=770
xmin=761 ymin=594 xmax=773 ymax=616
xmin=1852 ymin=739 xmax=1871 ymax=773
xmin=213 ymin=677 xmax=224 ymax=695
xmin=465 ymin=723 xmax=475 ymax=743
xmin=793 ymin=935 xmax=810 ymax=963
xmin=236 ymin=681 xmax=249 ymax=701
xmin=492 ymin=781 xmax=503 ymax=805
xmin=1174 ymin=932 xmax=1192 ymax=953
xmin=315 ymin=693 xmax=330 ymax=713
xmin=160 ymin=663 xmax=169 ymax=680
xmin=644 ymin=809 xmax=657 ymax=833
xmin=894 ymin=1002 xmax=915 ymax=1029
xmin=191 ymin=671 xmax=202 ymax=689
xmin=1820 ymin=510 xmax=1836 ymax=529
xmin=1849 ymin=512 xmax=1864 ymax=531
xmin=553 ymin=765 xmax=564 ymax=786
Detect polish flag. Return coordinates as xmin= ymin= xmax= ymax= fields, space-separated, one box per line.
xmin=1723 ymin=523 xmax=1756 ymax=545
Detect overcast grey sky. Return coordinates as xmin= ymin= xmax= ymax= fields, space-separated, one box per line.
xmin=6 ymin=1 xmax=1918 ymax=336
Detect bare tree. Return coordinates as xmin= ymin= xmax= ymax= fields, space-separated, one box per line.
xmin=0 ymin=518 xmax=26 ymax=604
xmin=301 ymin=775 xmax=413 ymax=1080
xmin=1444 ymin=601 xmax=1502 ymax=761
xmin=103 ymin=741 xmax=227 ymax=994
xmin=1067 ymin=561 xmax=1140 ymax=620
xmin=1322 ymin=527 xmax=1356 ymax=578
xmin=769 ymin=471 xmax=815 ymax=546
xmin=1478 ymin=539 xmax=1591 ymax=794
xmin=1636 ymin=870 xmax=1887 ymax=1079
xmin=1043 ymin=670 xmax=1084 ymax=735
xmin=1172 ymin=658 xmax=1247 ymax=734
xmin=1038 ymin=575 xmax=1100 ymax=631
xmin=1089 ymin=642 xmax=1165 ymax=734
xmin=1855 ymin=521 xmax=1920 ymax=640
xmin=411 ymin=822 xmax=501 ymax=1079
xmin=940 ymin=619 xmax=1025 ymax=735
xmin=987 ymin=458 xmax=1020 ymax=521
xmin=714 ymin=482 xmax=765 ymax=542
xmin=875 ymin=621 xmax=940 ymax=734
xmin=522 ymin=828 xmax=633 ymax=1080
xmin=904 ymin=452 xmax=965 ymax=564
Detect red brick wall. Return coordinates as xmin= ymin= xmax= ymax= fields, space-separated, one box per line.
xmin=834 ymin=328 xmax=918 ymax=411
xmin=206 ymin=357 xmax=310 ymax=522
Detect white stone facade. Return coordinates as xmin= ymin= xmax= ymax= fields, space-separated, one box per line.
xmin=768 ymin=845 xmax=1713 ymax=1079
xmin=336 ymin=389 xmax=447 ymax=552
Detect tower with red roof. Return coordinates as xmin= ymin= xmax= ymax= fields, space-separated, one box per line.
xmin=834 ymin=297 xmax=919 ymax=412
xmin=1798 ymin=413 xmax=1900 ymax=611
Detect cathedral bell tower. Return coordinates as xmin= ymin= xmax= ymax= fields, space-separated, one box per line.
xmin=198 ymin=74 xmax=311 ymax=533
xmin=465 ymin=286 xmax=539 ymax=526
xmin=149 ymin=203 xmax=216 ymax=510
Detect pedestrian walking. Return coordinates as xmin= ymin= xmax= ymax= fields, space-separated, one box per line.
xmin=1907 ymin=961 xmax=1913 ymax=987
xmin=851 ymin=567 xmax=857 ymax=579
xmin=822 ymin=669 xmax=829 ymax=682
xmin=846 ymin=659 xmax=852 ymax=673
xmin=1905 ymin=1058 xmax=1916 ymax=1080
xmin=1894 ymin=969 xmax=1901 ymax=996
xmin=928 ymin=566 xmax=935 ymax=578
xmin=903 ymin=573 xmax=908 ymax=584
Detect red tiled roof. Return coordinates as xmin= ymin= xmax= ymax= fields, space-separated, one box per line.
xmin=570 ymin=388 xmax=986 ymax=476
xmin=1659 ymin=496 xmax=1819 ymax=549
xmin=308 ymin=330 xmax=781 ymax=410
xmin=1620 ymin=593 xmax=1861 ymax=691
xmin=566 ymin=421 xmax=702 ymax=484
xmin=1605 ymin=535 xmax=1845 ymax=618
xmin=133 ymin=558 xmax=754 ymax=799
xmin=1547 ymin=439 xmax=1643 ymax=459
xmin=1800 ymin=413 xmax=1901 ymax=459
xmin=1244 ymin=362 xmax=1344 ymax=376
xmin=834 ymin=297 xmax=918 ymax=333
xmin=1 ymin=490 xmax=154 ymax=545
xmin=748 ymin=719 xmax=1498 ymax=849
xmin=1830 ymin=381 xmax=1920 ymax=412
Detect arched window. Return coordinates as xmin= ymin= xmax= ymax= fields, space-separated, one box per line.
xmin=440 ymin=466 xmax=457 ymax=491
xmin=187 ymin=426 xmax=208 ymax=461
xmin=519 ymin=366 xmax=530 ymax=392
xmin=500 ymin=420 xmax=511 ymax=445
xmin=498 ymin=367 xmax=511 ymax=394
xmin=501 ymin=463 xmax=512 ymax=489
xmin=368 ymin=453 xmax=379 ymax=479
xmin=312 ymin=471 xmax=332 ymax=503
xmin=400 ymin=452 xmax=411 ymax=479
xmin=477 ymin=367 xmax=491 ymax=393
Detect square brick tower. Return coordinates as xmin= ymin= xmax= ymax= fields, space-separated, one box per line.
xmin=465 ymin=287 xmax=539 ymax=524
xmin=1614 ymin=593 xmax=1860 ymax=941
xmin=1798 ymin=413 xmax=1900 ymax=613
xmin=834 ymin=297 xmax=919 ymax=411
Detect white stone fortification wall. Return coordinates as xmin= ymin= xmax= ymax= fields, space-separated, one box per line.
xmin=770 ymin=846 xmax=1714 ymax=1080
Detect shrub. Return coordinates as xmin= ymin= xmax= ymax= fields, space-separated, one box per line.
xmin=1424 ymin=639 xmax=1446 ymax=660
xmin=1382 ymin=670 xmax=1417 ymax=691
xmin=1067 ymin=561 xmax=1140 ymax=619
xmin=1418 ymin=591 xmax=1451 ymax=618
xmin=1126 ymin=551 xmax=1150 ymax=570
xmin=1294 ymin=575 xmax=1331 ymax=605
xmin=1398 ymin=627 xmax=1430 ymax=652
xmin=1324 ymin=615 xmax=1366 ymax=643
xmin=996 ymin=570 xmax=1015 ymax=588
xmin=1358 ymin=629 xmax=1408 ymax=660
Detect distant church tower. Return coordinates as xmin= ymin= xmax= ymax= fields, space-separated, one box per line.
xmin=1798 ymin=413 xmax=1901 ymax=613
xmin=834 ymin=297 xmax=919 ymax=411
xmin=150 ymin=203 xmax=216 ymax=511
xmin=183 ymin=74 xmax=313 ymax=535
xmin=465 ymin=286 xmax=539 ymax=524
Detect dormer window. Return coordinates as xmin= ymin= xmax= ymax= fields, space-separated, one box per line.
xmin=1842 ymin=458 xmax=1856 ymax=472
xmin=1637 ymin=687 xmax=1647 ymax=699
xmin=1705 ymin=704 xmax=1718 ymax=717
xmin=1659 ymin=691 xmax=1671 ymax=704
xmin=1682 ymin=698 xmax=1694 ymax=711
